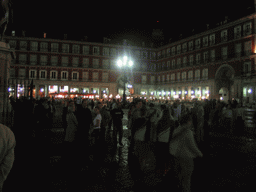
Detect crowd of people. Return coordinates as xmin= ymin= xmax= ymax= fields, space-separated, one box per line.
xmin=0 ymin=95 xmax=254 ymax=191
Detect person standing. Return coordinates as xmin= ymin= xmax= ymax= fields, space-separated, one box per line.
xmin=63 ymin=101 xmax=78 ymax=169
xmin=111 ymin=102 xmax=124 ymax=147
xmin=96 ymin=102 xmax=110 ymax=143
xmin=0 ymin=123 xmax=16 ymax=191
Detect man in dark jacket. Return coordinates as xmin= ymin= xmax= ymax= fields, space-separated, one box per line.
xmin=97 ymin=102 xmax=110 ymax=143
xmin=111 ymin=102 xmax=124 ymax=147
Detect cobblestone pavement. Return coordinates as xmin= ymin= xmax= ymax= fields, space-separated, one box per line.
xmin=4 ymin=107 xmax=256 ymax=192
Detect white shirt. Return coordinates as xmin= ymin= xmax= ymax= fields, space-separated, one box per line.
xmin=93 ymin=114 xmax=102 ymax=129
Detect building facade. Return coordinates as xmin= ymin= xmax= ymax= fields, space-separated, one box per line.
xmin=4 ymin=12 xmax=256 ymax=103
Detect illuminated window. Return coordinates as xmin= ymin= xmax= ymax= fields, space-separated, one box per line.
xmin=61 ymin=71 xmax=68 ymax=80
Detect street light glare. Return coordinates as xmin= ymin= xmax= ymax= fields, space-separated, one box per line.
xmin=123 ymin=56 xmax=128 ymax=61
xmin=129 ymin=61 xmax=133 ymax=67
xmin=117 ymin=60 xmax=122 ymax=67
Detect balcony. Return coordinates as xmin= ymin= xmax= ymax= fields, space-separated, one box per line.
xmin=40 ymin=62 xmax=47 ymax=66
xmin=187 ymin=77 xmax=193 ymax=81
xmin=209 ymin=40 xmax=215 ymax=45
xmin=51 ymin=48 xmax=58 ymax=52
xmin=234 ymin=33 xmax=241 ymax=39
xmin=40 ymin=48 xmax=48 ymax=52
xmin=62 ymin=49 xmax=69 ymax=53
xmin=243 ymin=29 xmax=252 ymax=36
xmin=194 ymin=77 xmax=200 ymax=81
xmin=202 ymin=76 xmax=208 ymax=80
xmin=142 ymin=81 xmax=147 ymax=84
xmin=221 ymin=36 xmax=227 ymax=42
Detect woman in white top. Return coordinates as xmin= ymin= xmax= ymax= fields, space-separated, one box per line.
xmin=90 ymin=106 xmax=102 ymax=145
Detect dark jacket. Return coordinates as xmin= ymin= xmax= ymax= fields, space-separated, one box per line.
xmin=111 ymin=108 xmax=124 ymax=125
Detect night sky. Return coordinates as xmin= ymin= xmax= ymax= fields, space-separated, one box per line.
xmin=3 ymin=0 xmax=255 ymax=45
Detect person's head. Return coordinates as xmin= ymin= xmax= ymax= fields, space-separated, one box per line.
xmin=136 ymin=100 xmax=142 ymax=109
xmin=82 ymin=99 xmax=87 ymax=108
xmin=68 ymin=101 xmax=75 ymax=112
xmin=94 ymin=106 xmax=100 ymax=114
xmin=117 ymin=102 xmax=122 ymax=108
xmin=97 ymin=102 xmax=103 ymax=109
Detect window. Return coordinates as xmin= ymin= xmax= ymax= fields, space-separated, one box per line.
xmin=110 ymin=48 xmax=117 ymax=56
xmin=40 ymin=42 xmax=48 ymax=52
xmin=167 ymin=61 xmax=170 ymax=69
xmin=9 ymin=40 xmax=16 ymax=49
xmin=93 ymin=59 xmax=99 ymax=68
xmin=167 ymin=48 xmax=170 ymax=56
xmin=102 ymin=59 xmax=110 ymax=69
xmin=189 ymin=55 xmax=193 ymax=65
xmin=210 ymin=49 xmax=215 ymax=61
xmin=72 ymin=72 xmax=79 ymax=80
xmin=62 ymin=44 xmax=69 ymax=53
xmin=83 ymin=45 xmax=89 ymax=55
xmin=202 ymin=68 xmax=208 ymax=79
xmin=72 ymin=57 xmax=79 ymax=67
xmin=188 ymin=70 xmax=193 ymax=81
xmin=177 ymin=45 xmax=181 ymax=54
xmin=243 ymin=22 xmax=252 ymax=36
xmin=40 ymin=55 xmax=47 ymax=65
xmin=177 ymin=72 xmax=180 ymax=81
xmin=29 ymin=70 xmax=36 ymax=79
xmin=142 ymin=51 xmax=147 ymax=59
xmin=93 ymin=46 xmax=99 ymax=55
xmin=9 ymin=68 xmax=15 ymax=78
xmin=142 ymin=75 xmax=147 ymax=84
xmin=189 ymin=41 xmax=193 ymax=51
xmin=62 ymin=56 xmax=68 ymax=66
xmin=203 ymin=51 xmax=208 ymax=62
xmin=72 ymin=45 xmax=80 ymax=54
xmin=203 ymin=36 xmax=208 ymax=47
xmin=177 ymin=58 xmax=181 ymax=68
xmin=19 ymin=68 xmax=26 ymax=79
xmin=51 ymin=43 xmax=59 ymax=52
xmin=151 ymin=76 xmax=155 ymax=84
xmin=82 ymin=58 xmax=89 ymax=68
xmin=182 ymin=72 xmax=186 ymax=81
xmin=171 ymin=74 xmax=175 ymax=82
xmin=244 ymin=41 xmax=252 ymax=56
xmin=19 ymin=54 xmax=27 ymax=64
xmin=195 ymin=69 xmax=200 ymax=80
xmin=20 ymin=41 xmax=27 ymax=50
xmin=51 ymin=56 xmax=58 ymax=66
xmin=221 ymin=47 xmax=228 ymax=59
xmin=172 ymin=59 xmax=175 ymax=69
xmin=162 ymin=75 xmax=165 ymax=82
xmin=243 ymin=61 xmax=251 ymax=75
xmin=93 ymin=72 xmax=98 ymax=81
xmin=50 ymin=71 xmax=57 ymax=80
xmin=171 ymin=47 xmax=175 ymax=55
xmin=162 ymin=62 xmax=165 ymax=70
xmin=183 ymin=57 xmax=187 ymax=67
xmin=103 ymin=47 xmax=109 ymax=56
xmin=221 ymin=30 xmax=227 ymax=42
xmin=157 ymin=51 xmax=161 ymax=59
xmin=61 ymin=71 xmax=68 ymax=80
xmin=102 ymin=72 xmax=109 ymax=82
xmin=235 ymin=43 xmax=241 ymax=57
xmin=30 ymin=55 xmax=37 ymax=65
xmin=39 ymin=70 xmax=46 ymax=79
xmin=209 ymin=34 xmax=215 ymax=45
xmin=83 ymin=71 xmax=88 ymax=81
xmin=195 ymin=39 xmax=200 ymax=49
xmin=182 ymin=43 xmax=187 ymax=52
xmin=161 ymin=50 xmax=165 ymax=58
xmin=196 ymin=53 xmax=201 ymax=64
xmin=166 ymin=74 xmax=170 ymax=82
xmin=158 ymin=76 xmax=160 ymax=83
xmin=234 ymin=26 xmax=241 ymax=38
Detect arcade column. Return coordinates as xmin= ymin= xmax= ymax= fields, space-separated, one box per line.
xmin=0 ymin=41 xmax=15 ymax=125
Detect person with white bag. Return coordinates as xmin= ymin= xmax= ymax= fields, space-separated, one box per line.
xmin=158 ymin=112 xmax=203 ymax=192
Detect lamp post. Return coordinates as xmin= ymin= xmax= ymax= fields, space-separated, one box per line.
xmin=117 ymin=56 xmax=133 ymax=105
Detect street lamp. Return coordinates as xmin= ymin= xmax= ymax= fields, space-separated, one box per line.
xmin=117 ymin=56 xmax=133 ymax=105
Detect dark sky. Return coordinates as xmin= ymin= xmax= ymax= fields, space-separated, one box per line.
xmin=4 ymin=0 xmax=255 ymax=45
